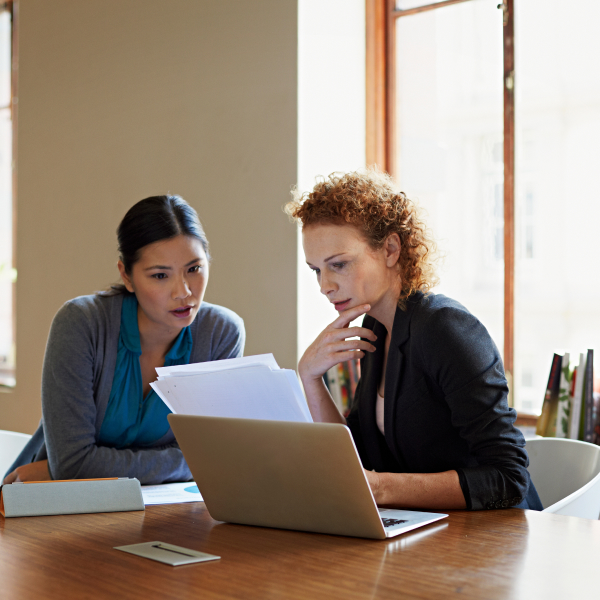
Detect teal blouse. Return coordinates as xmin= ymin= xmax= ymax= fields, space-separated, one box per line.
xmin=98 ymin=294 xmax=193 ymax=448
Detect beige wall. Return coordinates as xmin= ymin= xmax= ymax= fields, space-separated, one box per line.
xmin=2 ymin=0 xmax=298 ymax=433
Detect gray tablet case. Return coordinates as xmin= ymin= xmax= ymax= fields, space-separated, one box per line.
xmin=0 ymin=477 xmax=145 ymax=517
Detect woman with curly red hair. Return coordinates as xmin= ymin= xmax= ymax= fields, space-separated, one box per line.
xmin=286 ymin=168 xmax=541 ymax=511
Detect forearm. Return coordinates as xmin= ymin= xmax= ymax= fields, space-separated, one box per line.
xmin=43 ymin=393 xmax=192 ymax=483
xmin=368 ymin=470 xmax=467 ymax=510
xmin=49 ymin=443 xmax=192 ymax=484
xmin=301 ymin=377 xmax=346 ymax=424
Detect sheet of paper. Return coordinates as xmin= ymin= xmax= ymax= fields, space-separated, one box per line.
xmin=283 ymin=369 xmax=313 ymax=422
xmin=153 ymin=366 xmax=311 ymax=422
xmin=149 ymin=382 xmax=175 ymax=412
xmin=156 ymin=353 xmax=280 ymax=378
xmin=141 ymin=482 xmax=203 ymax=505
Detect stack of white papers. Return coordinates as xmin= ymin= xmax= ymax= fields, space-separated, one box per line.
xmin=150 ymin=354 xmax=312 ymax=423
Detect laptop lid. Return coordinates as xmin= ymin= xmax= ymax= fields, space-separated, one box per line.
xmin=169 ymin=415 xmax=389 ymax=539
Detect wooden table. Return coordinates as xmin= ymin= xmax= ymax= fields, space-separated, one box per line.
xmin=1 ymin=502 xmax=599 ymax=599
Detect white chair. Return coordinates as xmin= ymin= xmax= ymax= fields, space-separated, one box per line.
xmin=526 ymin=437 xmax=600 ymax=519
xmin=0 ymin=429 xmax=32 ymax=479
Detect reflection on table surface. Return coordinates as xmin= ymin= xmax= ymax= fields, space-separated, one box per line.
xmin=1 ymin=503 xmax=599 ymax=599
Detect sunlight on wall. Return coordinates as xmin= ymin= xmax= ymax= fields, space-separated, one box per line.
xmin=297 ymin=0 xmax=366 ymax=362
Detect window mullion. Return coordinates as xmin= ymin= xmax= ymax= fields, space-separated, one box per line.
xmin=502 ymin=0 xmax=515 ymax=406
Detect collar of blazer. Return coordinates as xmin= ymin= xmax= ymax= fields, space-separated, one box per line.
xmin=357 ymin=292 xmax=424 ymax=463
xmin=360 ymin=291 xmax=424 ymax=393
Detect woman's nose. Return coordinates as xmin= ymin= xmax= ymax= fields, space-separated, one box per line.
xmin=172 ymin=277 xmax=191 ymax=300
xmin=319 ymin=272 xmax=336 ymax=296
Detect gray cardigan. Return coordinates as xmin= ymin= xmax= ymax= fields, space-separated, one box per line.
xmin=22 ymin=293 xmax=245 ymax=484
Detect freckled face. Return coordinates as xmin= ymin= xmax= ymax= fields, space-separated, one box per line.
xmin=118 ymin=234 xmax=209 ymax=337
xmin=302 ymin=223 xmax=400 ymax=315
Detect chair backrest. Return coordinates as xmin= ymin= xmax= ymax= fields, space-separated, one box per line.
xmin=0 ymin=429 xmax=32 ymax=480
xmin=526 ymin=438 xmax=600 ymax=519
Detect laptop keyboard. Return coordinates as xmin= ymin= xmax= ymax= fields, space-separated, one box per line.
xmin=381 ymin=518 xmax=408 ymax=528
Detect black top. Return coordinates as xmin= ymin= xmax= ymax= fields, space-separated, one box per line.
xmin=346 ymin=292 xmax=541 ymax=511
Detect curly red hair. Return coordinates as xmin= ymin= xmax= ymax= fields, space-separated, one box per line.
xmin=285 ymin=168 xmax=438 ymax=306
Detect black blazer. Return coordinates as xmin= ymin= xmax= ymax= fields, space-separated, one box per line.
xmin=346 ymin=292 xmax=541 ymax=511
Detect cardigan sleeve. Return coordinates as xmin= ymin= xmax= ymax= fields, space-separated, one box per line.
xmin=415 ymin=305 xmax=530 ymax=510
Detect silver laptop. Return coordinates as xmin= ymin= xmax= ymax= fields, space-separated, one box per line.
xmin=168 ymin=415 xmax=447 ymax=540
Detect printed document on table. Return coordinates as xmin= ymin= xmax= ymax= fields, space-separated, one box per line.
xmin=141 ymin=482 xmax=203 ymax=505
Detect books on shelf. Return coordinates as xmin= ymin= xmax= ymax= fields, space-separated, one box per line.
xmin=568 ymin=353 xmax=585 ymax=440
xmin=584 ymin=349 xmax=595 ymax=443
xmin=555 ymin=352 xmax=571 ymax=439
xmin=593 ymin=392 xmax=600 ymax=445
xmin=537 ymin=349 xmax=599 ymax=444
xmin=536 ymin=353 xmax=562 ymax=437
xmin=324 ymin=359 xmax=361 ymax=417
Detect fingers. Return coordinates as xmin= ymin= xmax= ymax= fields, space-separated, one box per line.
xmin=333 ymin=350 xmax=367 ymax=363
xmin=299 ymin=331 xmax=373 ymax=381
xmin=332 ymin=304 xmax=371 ymax=328
xmin=3 ymin=469 xmax=17 ymax=484
xmin=3 ymin=460 xmax=50 ymax=484
xmin=299 ymin=304 xmax=378 ymax=383
xmin=335 ymin=339 xmax=376 ymax=353
xmin=345 ymin=326 xmax=378 ymax=342
xmin=325 ymin=326 xmax=377 ymax=344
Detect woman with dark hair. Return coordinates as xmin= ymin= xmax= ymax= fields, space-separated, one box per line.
xmin=4 ymin=195 xmax=245 ymax=484
xmin=286 ymin=169 xmax=541 ymax=511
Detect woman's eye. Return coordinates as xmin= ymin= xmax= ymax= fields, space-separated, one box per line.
xmin=188 ymin=265 xmax=201 ymax=273
xmin=332 ymin=262 xmax=346 ymax=269
xmin=310 ymin=267 xmax=320 ymax=276
xmin=151 ymin=273 xmax=167 ymax=280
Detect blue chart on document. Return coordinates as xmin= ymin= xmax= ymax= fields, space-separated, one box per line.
xmin=141 ymin=482 xmax=204 ymax=505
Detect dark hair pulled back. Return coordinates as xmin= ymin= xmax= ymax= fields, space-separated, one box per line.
xmin=105 ymin=194 xmax=209 ymax=296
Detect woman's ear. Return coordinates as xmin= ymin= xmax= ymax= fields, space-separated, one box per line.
xmin=384 ymin=233 xmax=401 ymax=267
xmin=117 ymin=260 xmax=135 ymax=293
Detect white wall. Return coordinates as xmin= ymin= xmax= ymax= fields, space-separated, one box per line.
xmin=297 ymin=0 xmax=366 ymax=358
xmin=2 ymin=0 xmax=298 ymax=433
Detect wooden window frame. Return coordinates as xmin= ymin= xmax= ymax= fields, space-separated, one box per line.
xmin=366 ymin=0 xmax=516 ymax=404
xmin=11 ymin=1 xmax=17 ymax=387
xmin=0 ymin=0 xmax=16 ymax=388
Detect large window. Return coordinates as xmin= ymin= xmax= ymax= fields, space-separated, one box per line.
xmin=394 ymin=0 xmax=504 ymax=361
xmin=0 ymin=1 xmax=14 ymax=388
xmin=367 ymin=0 xmax=600 ymax=413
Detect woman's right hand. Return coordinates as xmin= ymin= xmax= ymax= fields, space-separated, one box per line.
xmin=298 ymin=304 xmax=377 ymax=385
xmin=3 ymin=459 xmax=51 ymax=484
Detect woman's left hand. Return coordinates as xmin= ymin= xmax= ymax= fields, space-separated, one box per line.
xmin=3 ymin=460 xmax=51 ymax=484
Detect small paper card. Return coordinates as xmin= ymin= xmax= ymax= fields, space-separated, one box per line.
xmin=114 ymin=541 xmax=220 ymax=566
